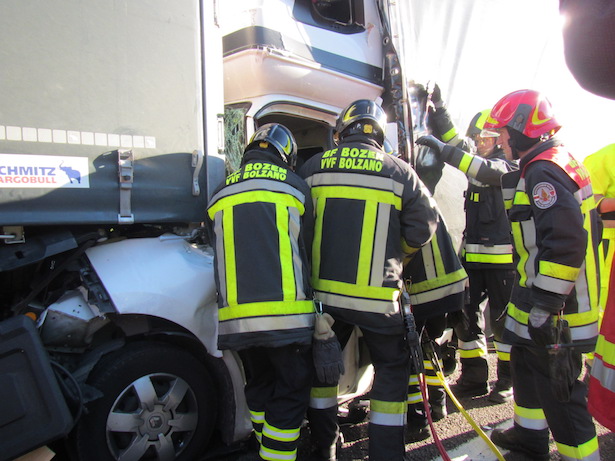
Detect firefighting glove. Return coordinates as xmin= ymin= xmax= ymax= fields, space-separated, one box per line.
xmin=548 ymin=319 xmax=580 ymax=402
xmin=429 ymin=83 xmax=444 ymax=109
xmin=528 ymin=307 xmax=557 ymax=347
xmin=416 ymin=135 xmax=448 ymax=160
xmin=415 ymin=143 xmax=444 ymax=194
xmin=313 ymin=312 xmax=345 ymax=384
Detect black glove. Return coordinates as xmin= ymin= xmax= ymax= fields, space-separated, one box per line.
xmin=547 ymin=319 xmax=580 ymax=402
xmin=430 ymin=83 xmax=444 ymax=109
xmin=313 ymin=335 xmax=345 ymax=384
xmin=416 ymin=135 xmax=447 ymax=158
xmin=528 ymin=307 xmax=557 ymax=346
xmin=415 ymin=144 xmax=444 ymax=194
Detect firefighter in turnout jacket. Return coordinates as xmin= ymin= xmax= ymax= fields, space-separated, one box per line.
xmin=299 ymin=100 xmax=438 ymax=461
xmin=384 ymin=137 xmax=468 ymax=441
xmin=477 ymin=90 xmax=600 ymax=460
xmin=207 ymin=124 xmax=315 ymax=461
xmin=403 ymin=209 xmax=467 ymax=441
xmin=584 ymin=144 xmax=615 ymax=312
xmin=585 ymin=144 xmax=615 ymax=432
xmin=420 ymin=96 xmax=518 ymax=403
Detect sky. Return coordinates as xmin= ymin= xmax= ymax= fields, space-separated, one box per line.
xmin=397 ymin=0 xmax=615 ymax=160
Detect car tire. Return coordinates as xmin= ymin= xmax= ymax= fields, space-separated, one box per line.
xmin=73 ymin=341 xmax=216 ymax=461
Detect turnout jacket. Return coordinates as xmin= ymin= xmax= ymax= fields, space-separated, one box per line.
xmin=589 ymin=257 xmax=615 ymax=432
xmin=298 ymin=135 xmax=438 ymax=334
xmin=500 ymin=139 xmax=602 ymax=351
xmin=403 ymin=210 xmax=467 ymax=322
xmin=440 ymin=144 xmax=518 ymax=269
xmin=207 ymin=150 xmax=315 ymax=351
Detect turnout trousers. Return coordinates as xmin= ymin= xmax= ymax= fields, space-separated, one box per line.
xmin=239 ymin=345 xmax=313 ymax=461
xmin=407 ymin=315 xmax=447 ymax=426
xmin=510 ymin=346 xmax=600 ymax=460
xmin=308 ymin=319 xmax=410 ymax=461
xmin=455 ymin=268 xmax=514 ymax=383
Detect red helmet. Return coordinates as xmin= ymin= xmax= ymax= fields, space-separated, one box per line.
xmin=483 ymin=90 xmax=561 ymax=139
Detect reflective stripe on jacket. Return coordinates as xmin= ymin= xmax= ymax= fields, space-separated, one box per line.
xmin=299 ymin=136 xmax=438 ymax=333
xmin=440 ymin=145 xmax=517 ymax=270
xmin=589 ymin=258 xmax=615 ymax=431
xmin=403 ymin=211 xmax=467 ymax=320
xmin=500 ymin=140 xmax=601 ymax=350
xmin=207 ymin=150 xmax=315 ymax=350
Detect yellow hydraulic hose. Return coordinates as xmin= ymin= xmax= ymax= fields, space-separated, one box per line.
xmin=425 ymin=344 xmax=506 ymax=461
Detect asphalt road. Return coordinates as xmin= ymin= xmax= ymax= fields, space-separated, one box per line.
xmin=212 ymin=352 xmax=615 ymax=461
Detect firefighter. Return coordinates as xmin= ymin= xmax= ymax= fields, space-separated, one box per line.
xmin=299 ymin=100 xmax=438 ymax=461
xmin=206 ymin=123 xmax=315 ymax=461
xmin=383 ymin=137 xmax=468 ymax=441
xmin=423 ymin=94 xmax=518 ymax=403
xmin=588 ymin=258 xmax=615 ymax=432
xmin=403 ymin=209 xmax=467 ymax=441
xmin=423 ymin=89 xmax=603 ymax=460
xmin=585 ymin=144 xmax=615 ymax=431
xmin=584 ymin=144 xmax=615 ymax=312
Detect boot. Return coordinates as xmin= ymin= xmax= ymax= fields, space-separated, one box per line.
xmin=488 ymin=360 xmax=513 ymax=403
xmin=406 ymin=405 xmax=429 ymax=443
xmin=428 ymin=386 xmax=447 ymax=421
xmin=307 ymin=406 xmax=340 ymax=461
xmin=491 ymin=427 xmax=550 ymax=461
xmin=450 ymin=357 xmax=489 ymax=397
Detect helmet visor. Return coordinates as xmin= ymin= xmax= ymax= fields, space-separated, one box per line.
xmin=480 ymin=128 xmax=502 ymax=138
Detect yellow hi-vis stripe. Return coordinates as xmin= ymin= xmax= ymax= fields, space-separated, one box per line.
xmin=596 ymin=334 xmax=615 ymax=363
xmin=218 ymin=300 xmax=314 ymax=321
xmin=250 ymin=410 xmax=265 ymax=424
xmin=496 ymin=350 xmax=511 ymax=361
xmin=507 ymin=303 xmax=528 ymax=325
xmin=458 ymin=152 xmax=473 ymax=173
xmin=223 ymin=211 xmax=238 ymax=306
xmin=514 ymin=404 xmax=547 ymax=430
xmin=311 ymin=386 xmax=338 ymax=398
xmin=312 ymin=196 xmax=326 ymax=283
xmin=370 ymin=399 xmax=406 ymax=426
xmin=514 ymin=190 xmax=531 ymax=205
xmin=314 ymin=279 xmax=397 ymax=301
xmin=311 ymin=185 xmax=401 ymax=210
xmin=263 ymin=421 xmax=300 ymax=442
xmin=539 ymin=260 xmax=580 ymax=282
xmin=584 ymin=212 xmax=601 ymax=309
xmin=371 ymin=399 xmax=406 ymax=414
xmin=511 ymin=221 xmax=529 ymax=287
xmin=441 ymin=126 xmax=457 ymax=143
xmin=459 ymin=348 xmax=487 ymax=359
xmin=556 ymin=436 xmax=599 ymax=460
xmin=208 ymin=190 xmax=305 ymax=218
xmin=430 ymin=232 xmax=445 ymax=275
xmin=357 ymin=201 xmax=377 ymax=286
xmin=465 ymin=253 xmax=513 ymax=264
xmin=409 ymin=267 xmax=467 ymax=292
xmin=310 ymin=386 xmax=338 ymax=409
xmin=259 ymin=445 xmax=297 ymax=461
xmin=276 ymin=204 xmax=296 ymax=301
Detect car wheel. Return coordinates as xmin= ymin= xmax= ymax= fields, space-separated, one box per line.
xmin=73 ymin=341 xmax=216 ymax=461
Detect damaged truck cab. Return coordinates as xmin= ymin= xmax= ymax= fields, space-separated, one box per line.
xmin=0 ymin=1 xmax=411 ymax=460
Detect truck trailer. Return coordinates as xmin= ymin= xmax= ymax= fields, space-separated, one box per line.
xmin=0 ymin=1 xmax=429 ymax=460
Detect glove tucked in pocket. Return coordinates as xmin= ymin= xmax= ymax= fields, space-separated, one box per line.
xmin=548 ymin=319 xmax=581 ymax=402
xmin=313 ymin=312 xmax=345 ymax=385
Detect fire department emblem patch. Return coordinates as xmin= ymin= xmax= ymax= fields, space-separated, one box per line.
xmin=532 ymin=182 xmax=557 ymax=209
